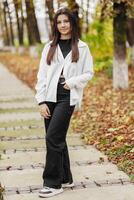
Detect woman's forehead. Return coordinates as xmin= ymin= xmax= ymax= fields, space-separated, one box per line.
xmin=57 ymin=14 xmax=69 ymax=21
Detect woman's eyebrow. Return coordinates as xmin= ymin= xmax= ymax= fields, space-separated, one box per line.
xmin=57 ymin=19 xmax=69 ymax=22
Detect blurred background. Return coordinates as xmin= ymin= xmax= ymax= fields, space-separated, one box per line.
xmin=0 ymin=1 xmax=134 ymax=183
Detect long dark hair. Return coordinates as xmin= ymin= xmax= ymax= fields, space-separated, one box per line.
xmin=47 ymin=7 xmax=79 ymax=65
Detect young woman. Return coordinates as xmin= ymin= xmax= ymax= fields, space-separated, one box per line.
xmin=35 ymin=7 xmax=94 ymax=198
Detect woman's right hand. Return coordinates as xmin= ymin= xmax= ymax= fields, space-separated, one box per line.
xmin=39 ymin=104 xmax=51 ymax=119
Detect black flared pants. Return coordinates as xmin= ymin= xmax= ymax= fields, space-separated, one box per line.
xmin=42 ymin=79 xmax=75 ymax=189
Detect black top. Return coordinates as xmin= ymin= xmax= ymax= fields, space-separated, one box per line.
xmin=58 ymin=38 xmax=72 ymax=75
xmin=59 ymin=38 xmax=72 ymax=58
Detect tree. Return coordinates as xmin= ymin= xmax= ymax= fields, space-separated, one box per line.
xmin=0 ymin=2 xmax=5 ymax=45
xmin=67 ymin=0 xmax=81 ymax=37
xmin=13 ymin=0 xmax=24 ymax=46
xmin=45 ymin=0 xmax=54 ymax=39
xmin=4 ymin=0 xmax=15 ymax=46
xmin=113 ymin=2 xmax=128 ymax=89
xmin=100 ymin=0 xmax=134 ymax=89
xmin=25 ymin=0 xmax=41 ymax=45
xmin=126 ymin=18 xmax=134 ymax=67
xmin=85 ymin=0 xmax=90 ymax=33
xmin=2 ymin=1 xmax=10 ymax=45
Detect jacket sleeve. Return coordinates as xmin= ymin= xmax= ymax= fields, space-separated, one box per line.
xmin=35 ymin=43 xmax=50 ymax=104
xmin=65 ymin=45 xmax=94 ymax=89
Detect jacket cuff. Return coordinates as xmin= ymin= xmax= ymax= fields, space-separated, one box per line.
xmin=65 ymin=78 xmax=75 ymax=89
xmin=38 ymin=101 xmax=46 ymax=105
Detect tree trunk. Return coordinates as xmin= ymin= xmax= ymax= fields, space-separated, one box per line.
xmin=126 ymin=18 xmax=134 ymax=67
xmin=25 ymin=0 xmax=41 ymax=45
xmin=5 ymin=0 xmax=15 ymax=46
xmin=85 ymin=0 xmax=90 ymax=33
xmin=45 ymin=0 xmax=54 ymax=40
xmin=13 ymin=0 xmax=24 ymax=45
xmin=2 ymin=2 xmax=10 ymax=45
xmin=0 ymin=2 xmax=5 ymax=45
xmin=131 ymin=45 xmax=134 ymax=67
xmin=113 ymin=2 xmax=128 ymax=89
xmin=67 ymin=0 xmax=81 ymax=37
xmin=57 ymin=0 xmax=60 ymax=8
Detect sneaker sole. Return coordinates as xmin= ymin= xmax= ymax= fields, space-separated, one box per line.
xmin=62 ymin=183 xmax=75 ymax=188
xmin=39 ymin=188 xmax=63 ymax=198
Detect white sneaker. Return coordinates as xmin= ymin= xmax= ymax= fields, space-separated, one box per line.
xmin=39 ymin=186 xmax=63 ymax=198
xmin=62 ymin=182 xmax=74 ymax=188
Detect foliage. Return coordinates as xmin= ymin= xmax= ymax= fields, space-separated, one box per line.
xmin=0 ymin=183 xmax=4 ymax=200
xmin=71 ymin=68 xmax=134 ymax=182
xmin=36 ymin=43 xmax=45 ymax=57
xmin=82 ymin=17 xmax=113 ymax=73
xmin=100 ymin=0 xmax=134 ymax=20
xmin=0 ymin=53 xmax=39 ymax=89
xmin=23 ymin=37 xmax=29 ymax=48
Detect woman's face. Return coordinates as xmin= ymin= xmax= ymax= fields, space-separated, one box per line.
xmin=57 ymin=14 xmax=72 ymax=36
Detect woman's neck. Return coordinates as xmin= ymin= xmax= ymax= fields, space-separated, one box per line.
xmin=60 ymin=34 xmax=71 ymax=40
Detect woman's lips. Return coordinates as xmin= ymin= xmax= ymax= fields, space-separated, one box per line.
xmin=60 ymin=29 xmax=68 ymax=31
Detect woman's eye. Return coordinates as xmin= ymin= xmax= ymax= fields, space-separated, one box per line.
xmin=57 ymin=20 xmax=69 ymax=24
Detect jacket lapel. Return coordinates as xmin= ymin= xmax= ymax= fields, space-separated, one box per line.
xmin=56 ymin=39 xmax=87 ymax=63
xmin=57 ymin=44 xmax=72 ymax=63
xmin=78 ymin=39 xmax=87 ymax=48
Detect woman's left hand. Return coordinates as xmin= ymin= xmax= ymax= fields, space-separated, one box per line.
xmin=61 ymin=82 xmax=70 ymax=90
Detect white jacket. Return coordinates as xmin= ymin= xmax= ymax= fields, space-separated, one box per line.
xmin=35 ymin=39 xmax=94 ymax=111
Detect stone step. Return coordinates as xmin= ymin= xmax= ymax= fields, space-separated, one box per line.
xmin=0 ymin=147 xmax=108 ymax=168
xmin=0 ymin=112 xmax=41 ymax=122
xmin=0 ymin=125 xmax=78 ymax=138
xmin=0 ymin=136 xmax=84 ymax=151
xmin=0 ymin=134 xmax=81 ymax=141
xmin=0 ymin=164 xmax=130 ymax=189
xmin=0 ymin=145 xmax=91 ymax=155
xmin=0 ymin=101 xmax=37 ymax=109
xmin=0 ymin=108 xmax=38 ymax=114
xmin=0 ymin=119 xmax=43 ymax=129
xmin=0 ymin=128 xmax=44 ymax=137
xmin=3 ymin=185 xmax=134 ymax=200
xmin=0 ymin=96 xmax=34 ymax=102
xmin=0 ymin=64 xmax=34 ymax=97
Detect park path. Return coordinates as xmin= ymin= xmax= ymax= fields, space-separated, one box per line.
xmin=0 ymin=62 xmax=134 ymax=200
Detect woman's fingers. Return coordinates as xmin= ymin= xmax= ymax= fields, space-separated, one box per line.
xmin=44 ymin=108 xmax=51 ymax=118
xmin=39 ymin=104 xmax=51 ymax=118
xmin=63 ymin=83 xmax=70 ymax=90
xmin=60 ymin=82 xmax=70 ymax=90
xmin=46 ymin=106 xmax=51 ymax=115
xmin=41 ymin=110 xmax=50 ymax=118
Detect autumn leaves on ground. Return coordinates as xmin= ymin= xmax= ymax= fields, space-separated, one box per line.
xmin=0 ymin=52 xmax=134 ymax=182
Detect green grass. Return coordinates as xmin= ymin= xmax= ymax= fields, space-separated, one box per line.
xmin=129 ymin=174 xmax=134 ymax=182
xmin=108 ymin=145 xmax=134 ymax=157
xmin=117 ymin=160 xmax=134 ymax=182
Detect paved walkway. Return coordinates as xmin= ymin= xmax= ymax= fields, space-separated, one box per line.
xmin=0 ymin=62 xmax=134 ymax=200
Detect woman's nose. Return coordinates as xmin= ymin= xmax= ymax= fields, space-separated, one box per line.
xmin=61 ymin=22 xmax=65 ymax=27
